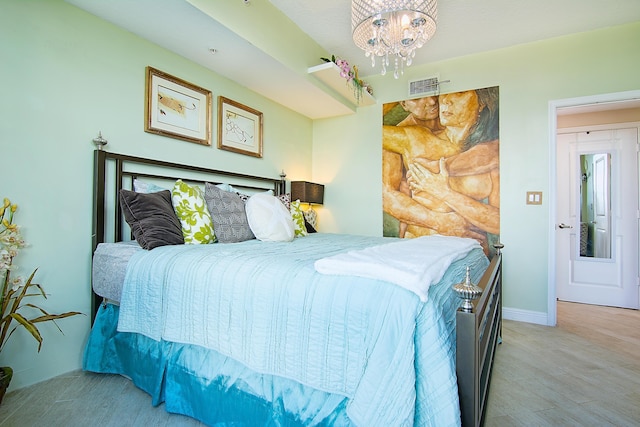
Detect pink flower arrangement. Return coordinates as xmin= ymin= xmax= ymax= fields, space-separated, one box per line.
xmin=320 ymin=55 xmax=373 ymax=103
xmin=335 ymin=58 xmax=353 ymax=81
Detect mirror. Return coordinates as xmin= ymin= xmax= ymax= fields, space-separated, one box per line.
xmin=579 ymin=153 xmax=611 ymax=258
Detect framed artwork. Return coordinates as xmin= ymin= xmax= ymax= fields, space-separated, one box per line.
xmin=144 ymin=66 xmax=212 ymax=146
xmin=217 ymin=96 xmax=263 ymax=158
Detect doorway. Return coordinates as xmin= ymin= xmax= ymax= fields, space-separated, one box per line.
xmin=556 ymin=128 xmax=638 ymax=308
xmin=548 ymin=90 xmax=640 ymax=326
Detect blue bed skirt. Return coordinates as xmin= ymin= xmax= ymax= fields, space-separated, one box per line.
xmin=83 ymin=303 xmax=353 ymax=426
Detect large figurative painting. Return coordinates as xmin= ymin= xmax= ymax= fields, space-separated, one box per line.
xmin=382 ymin=86 xmax=500 ymax=256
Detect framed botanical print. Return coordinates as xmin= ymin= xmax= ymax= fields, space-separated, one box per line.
xmin=144 ymin=66 xmax=212 ymax=146
xmin=217 ymin=96 xmax=263 ymax=158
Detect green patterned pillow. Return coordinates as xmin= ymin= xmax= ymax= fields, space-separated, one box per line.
xmin=171 ymin=180 xmax=216 ymax=244
xmin=290 ymin=199 xmax=308 ymax=237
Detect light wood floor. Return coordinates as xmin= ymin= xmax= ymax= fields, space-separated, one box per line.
xmin=0 ymin=301 xmax=638 ymax=426
xmin=485 ymin=301 xmax=640 ymax=426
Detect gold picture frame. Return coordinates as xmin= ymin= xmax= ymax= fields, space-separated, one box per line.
xmin=217 ymin=96 xmax=263 ymax=158
xmin=144 ymin=66 xmax=212 ymax=146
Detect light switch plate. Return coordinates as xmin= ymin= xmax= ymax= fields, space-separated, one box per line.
xmin=526 ymin=191 xmax=542 ymax=205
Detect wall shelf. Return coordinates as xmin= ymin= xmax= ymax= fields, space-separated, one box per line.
xmin=307 ymin=62 xmax=376 ymax=108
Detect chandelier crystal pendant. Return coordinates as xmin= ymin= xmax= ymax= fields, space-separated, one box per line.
xmin=352 ymin=0 xmax=437 ymax=79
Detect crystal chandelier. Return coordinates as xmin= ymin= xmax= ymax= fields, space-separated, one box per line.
xmin=352 ymin=0 xmax=437 ymax=79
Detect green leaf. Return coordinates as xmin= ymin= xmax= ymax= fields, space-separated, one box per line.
xmin=0 ymin=267 xmax=84 ymax=352
xmin=9 ymin=312 xmax=43 ymax=352
xmin=30 ymin=311 xmax=84 ymax=323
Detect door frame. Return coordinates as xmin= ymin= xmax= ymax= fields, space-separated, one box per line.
xmin=548 ymin=90 xmax=640 ymax=326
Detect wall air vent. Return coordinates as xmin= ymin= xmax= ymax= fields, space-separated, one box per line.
xmin=409 ymin=76 xmax=440 ymax=97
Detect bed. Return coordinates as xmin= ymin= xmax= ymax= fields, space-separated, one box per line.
xmin=83 ymin=150 xmax=502 ymax=427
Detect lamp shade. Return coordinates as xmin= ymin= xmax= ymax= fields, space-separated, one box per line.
xmin=291 ymin=181 xmax=324 ymax=205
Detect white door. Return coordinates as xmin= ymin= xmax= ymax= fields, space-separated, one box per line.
xmin=556 ymin=128 xmax=639 ymax=309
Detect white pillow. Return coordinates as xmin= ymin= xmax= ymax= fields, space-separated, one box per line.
xmin=216 ymin=182 xmax=274 ymax=197
xmin=215 ymin=183 xmax=240 ymax=193
xmin=245 ymin=193 xmax=295 ymax=242
xmin=133 ymin=179 xmax=167 ymax=194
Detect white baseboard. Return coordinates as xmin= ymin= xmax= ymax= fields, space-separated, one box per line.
xmin=502 ymin=307 xmax=549 ymax=325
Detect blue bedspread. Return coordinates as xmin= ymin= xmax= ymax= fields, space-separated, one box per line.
xmin=117 ymin=233 xmax=488 ymax=427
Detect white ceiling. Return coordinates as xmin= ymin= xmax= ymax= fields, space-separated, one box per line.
xmin=269 ymin=0 xmax=640 ymax=78
xmin=66 ymin=0 xmax=640 ymax=118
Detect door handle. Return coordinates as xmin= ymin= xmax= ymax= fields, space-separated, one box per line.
xmin=558 ymin=223 xmax=573 ymax=229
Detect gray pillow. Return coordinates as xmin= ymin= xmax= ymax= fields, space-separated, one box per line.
xmin=204 ymin=183 xmax=255 ymax=243
xmin=119 ymin=189 xmax=184 ymax=250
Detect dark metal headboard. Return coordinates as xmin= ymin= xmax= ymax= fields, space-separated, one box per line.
xmin=91 ymin=149 xmax=285 ymax=318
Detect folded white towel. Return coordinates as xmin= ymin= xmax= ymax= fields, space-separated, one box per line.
xmin=314 ymin=235 xmax=481 ymax=302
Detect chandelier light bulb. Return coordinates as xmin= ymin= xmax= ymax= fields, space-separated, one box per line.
xmin=352 ymin=0 xmax=437 ymax=79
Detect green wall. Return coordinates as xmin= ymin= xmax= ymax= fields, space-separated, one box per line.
xmin=0 ymin=0 xmax=312 ymax=390
xmin=313 ymin=22 xmax=640 ymax=321
xmin=2 ymin=0 xmax=639 ymax=391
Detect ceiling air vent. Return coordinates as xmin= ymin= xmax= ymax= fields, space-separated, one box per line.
xmin=408 ymin=76 xmax=440 ymax=97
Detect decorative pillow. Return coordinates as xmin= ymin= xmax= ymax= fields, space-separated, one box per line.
xmin=277 ymin=193 xmax=291 ymax=210
xmin=289 ymin=199 xmax=307 ymax=237
xmin=171 ymin=180 xmax=215 ymax=244
xmin=303 ymin=208 xmax=318 ymax=231
xmin=133 ymin=179 xmax=166 ymax=194
xmin=305 ymin=218 xmax=317 ymax=233
xmin=119 ymin=189 xmax=184 ymax=250
xmin=204 ymin=183 xmax=255 ymax=243
xmin=245 ymin=193 xmax=295 ymax=242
